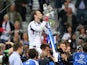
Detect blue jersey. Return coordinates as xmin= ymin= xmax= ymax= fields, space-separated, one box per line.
xmin=23 ymin=59 xmax=39 ymax=65
xmin=73 ymin=52 xmax=87 ymax=65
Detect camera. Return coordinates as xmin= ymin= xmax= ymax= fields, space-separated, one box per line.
xmin=57 ymin=48 xmax=64 ymax=53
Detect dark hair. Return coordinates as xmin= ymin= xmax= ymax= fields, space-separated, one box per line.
xmin=57 ymin=42 xmax=66 ymax=53
xmin=31 ymin=10 xmax=43 ymax=21
xmin=5 ymin=44 xmax=12 ymax=50
xmin=13 ymin=42 xmax=23 ymax=51
xmin=32 ymin=10 xmax=43 ymax=16
xmin=28 ymin=49 xmax=38 ymax=59
xmin=83 ymin=43 xmax=87 ymax=52
xmin=40 ymin=44 xmax=50 ymax=50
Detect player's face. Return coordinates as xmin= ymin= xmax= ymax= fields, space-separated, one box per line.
xmin=36 ymin=11 xmax=43 ymax=19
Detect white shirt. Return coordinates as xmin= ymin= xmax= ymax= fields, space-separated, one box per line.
xmin=2 ymin=21 xmax=11 ymax=34
xmin=9 ymin=52 xmax=23 ymax=65
xmin=62 ymin=3 xmax=76 ymax=14
xmin=62 ymin=33 xmax=71 ymax=41
xmin=28 ymin=21 xmax=48 ymax=47
xmin=0 ymin=21 xmax=11 ymax=40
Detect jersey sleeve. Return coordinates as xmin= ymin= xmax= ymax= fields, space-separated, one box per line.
xmin=30 ymin=21 xmax=47 ymax=32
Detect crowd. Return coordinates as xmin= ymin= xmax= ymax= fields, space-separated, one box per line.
xmin=0 ymin=0 xmax=87 ymax=65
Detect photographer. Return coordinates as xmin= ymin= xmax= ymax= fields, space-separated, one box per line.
xmin=39 ymin=44 xmax=58 ymax=65
xmin=57 ymin=42 xmax=73 ymax=65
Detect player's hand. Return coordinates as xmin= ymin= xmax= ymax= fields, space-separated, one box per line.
xmin=44 ymin=16 xmax=49 ymax=22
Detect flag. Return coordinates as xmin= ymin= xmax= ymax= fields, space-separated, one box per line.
xmin=47 ymin=22 xmax=58 ymax=62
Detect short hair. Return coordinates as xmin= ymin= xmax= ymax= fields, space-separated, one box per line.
xmin=31 ymin=10 xmax=43 ymax=21
xmin=13 ymin=42 xmax=23 ymax=51
xmin=4 ymin=14 xmax=9 ymax=19
xmin=58 ymin=42 xmax=66 ymax=46
xmin=28 ymin=49 xmax=38 ymax=59
xmin=32 ymin=10 xmax=43 ymax=16
xmin=40 ymin=44 xmax=50 ymax=50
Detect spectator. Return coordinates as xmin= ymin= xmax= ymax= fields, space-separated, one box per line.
xmin=7 ymin=4 xmax=22 ymax=24
xmin=62 ymin=0 xmax=76 ymax=14
xmin=13 ymin=21 xmax=22 ymax=31
xmin=40 ymin=44 xmax=51 ymax=57
xmin=57 ymin=42 xmax=73 ymax=65
xmin=78 ymin=27 xmax=87 ymax=45
xmin=57 ymin=42 xmax=67 ymax=64
xmin=58 ymin=1 xmax=69 ymax=19
xmin=21 ymin=32 xmax=29 ymax=46
xmin=54 ymin=0 xmax=65 ymax=16
xmin=0 ymin=14 xmax=14 ymax=43
xmin=57 ymin=42 xmax=66 ymax=53
xmin=65 ymin=8 xmax=77 ymax=32
xmin=39 ymin=51 xmax=50 ymax=65
xmin=57 ymin=42 xmax=66 ymax=63
xmin=23 ymin=48 xmax=39 ymax=65
xmin=71 ymin=34 xmax=77 ymax=52
xmin=58 ymin=2 xmax=69 ymax=36
xmin=9 ymin=42 xmax=23 ymax=65
xmin=79 ymin=27 xmax=87 ymax=39
xmin=59 ymin=3 xmax=77 ymax=34
xmin=39 ymin=51 xmax=56 ymax=65
xmin=21 ymin=47 xmax=29 ymax=62
xmin=10 ymin=32 xmax=21 ymax=43
xmin=59 ymin=7 xmax=77 ymax=32
xmin=11 ymin=21 xmax=23 ymax=39
xmin=75 ymin=0 xmax=87 ymax=25
xmin=39 ymin=44 xmax=57 ymax=65
xmin=15 ymin=0 xmax=27 ymax=21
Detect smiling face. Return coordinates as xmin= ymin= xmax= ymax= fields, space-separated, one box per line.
xmin=34 ymin=10 xmax=43 ymax=23
xmin=36 ymin=11 xmax=43 ymax=19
